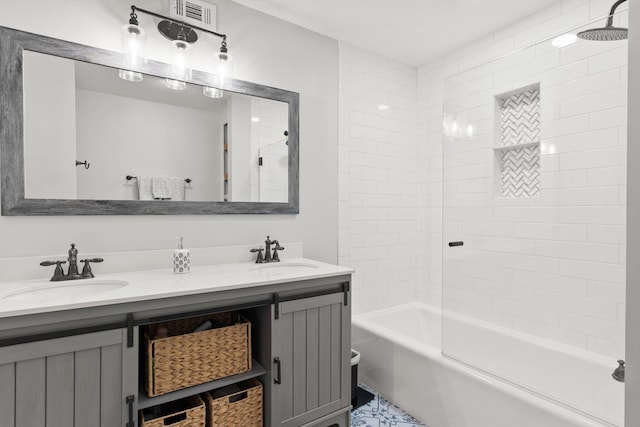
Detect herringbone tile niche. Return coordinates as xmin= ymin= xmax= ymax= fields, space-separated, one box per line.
xmin=495 ymin=85 xmax=541 ymax=198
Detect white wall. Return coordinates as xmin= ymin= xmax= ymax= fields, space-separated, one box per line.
xmin=0 ymin=0 xmax=337 ymax=265
xmin=418 ymin=0 xmax=628 ymax=359
xmin=76 ymin=89 xmax=222 ymax=201
xmin=337 ymin=43 xmax=418 ymax=315
xmin=23 ymin=52 xmax=77 ymax=199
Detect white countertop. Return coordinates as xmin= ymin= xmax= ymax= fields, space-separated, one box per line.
xmin=0 ymin=258 xmax=353 ymax=319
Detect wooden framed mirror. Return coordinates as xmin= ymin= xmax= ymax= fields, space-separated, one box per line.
xmin=0 ymin=26 xmax=299 ymax=215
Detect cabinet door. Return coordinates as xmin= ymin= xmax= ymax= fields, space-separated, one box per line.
xmin=271 ymin=292 xmax=351 ymax=427
xmin=0 ymin=328 xmax=137 ymax=427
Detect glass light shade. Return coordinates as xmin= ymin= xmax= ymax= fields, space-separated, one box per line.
xmin=164 ymin=79 xmax=187 ymax=90
xmin=214 ymin=51 xmax=233 ymax=87
xmin=118 ymin=70 xmax=143 ymax=82
xmin=121 ymin=23 xmax=146 ymax=69
xmin=203 ymin=86 xmax=224 ymax=98
xmin=171 ymin=39 xmax=192 ymax=82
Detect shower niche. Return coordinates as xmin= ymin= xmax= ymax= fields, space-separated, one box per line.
xmin=493 ymin=84 xmax=541 ymax=198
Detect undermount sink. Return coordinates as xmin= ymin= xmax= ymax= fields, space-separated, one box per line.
xmin=255 ymin=262 xmax=319 ymax=275
xmin=1 ymin=279 xmax=129 ymax=301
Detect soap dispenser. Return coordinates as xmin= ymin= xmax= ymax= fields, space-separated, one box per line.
xmin=173 ymin=237 xmax=191 ymax=274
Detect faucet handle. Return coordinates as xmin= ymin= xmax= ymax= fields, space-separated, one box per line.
xmin=40 ymin=260 xmax=66 ymax=281
xmin=272 ymin=241 xmax=284 ymax=262
xmin=40 ymin=260 xmax=66 ymax=267
xmin=250 ymin=248 xmax=265 ymax=264
xmin=79 ymin=258 xmax=103 ymax=278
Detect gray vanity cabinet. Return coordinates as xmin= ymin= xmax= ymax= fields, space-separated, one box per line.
xmin=271 ymin=291 xmax=351 ymax=427
xmin=0 ymin=328 xmax=137 ymax=427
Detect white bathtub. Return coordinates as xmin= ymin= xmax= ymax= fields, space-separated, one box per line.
xmin=352 ymin=303 xmax=624 ymax=427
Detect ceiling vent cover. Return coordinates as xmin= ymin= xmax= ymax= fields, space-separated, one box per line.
xmin=169 ymin=0 xmax=217 ymax=31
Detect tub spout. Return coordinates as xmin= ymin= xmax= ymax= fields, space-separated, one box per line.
xmin=612 ymin=360 xmax=625 ymax=383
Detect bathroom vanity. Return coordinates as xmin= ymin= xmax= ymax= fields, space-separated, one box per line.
xmin=0 ymin=259 xmax=352 ymax=427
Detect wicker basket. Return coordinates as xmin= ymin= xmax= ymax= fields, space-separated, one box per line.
xmin=204 ymin=378 xmax=263 ymax=427
xmin=145 ymin=312 xmax=252 ymax=397
xmin=140 ymin=395 xmax=206 ymax=427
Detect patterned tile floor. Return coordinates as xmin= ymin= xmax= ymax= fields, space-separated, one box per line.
xmin=351 ymin=383 xmax=427 ymax=427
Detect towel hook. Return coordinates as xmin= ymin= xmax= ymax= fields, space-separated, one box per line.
xmin=75 ymin=160 xmax=90 ymax=170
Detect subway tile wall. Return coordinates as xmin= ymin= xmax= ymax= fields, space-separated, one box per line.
xmin=418 ymin=0 xmax=628 ymax=358
xmin=338 ymin=0 xmax=627 ymax=358
xmin=338 ymin=43 xmax=418 ymax=315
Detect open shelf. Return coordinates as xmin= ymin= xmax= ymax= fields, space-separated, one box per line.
xmin=492 ymin=141 xmax=540 ymax=151
xmin=138 ymin=358 xmax=267 ymax=409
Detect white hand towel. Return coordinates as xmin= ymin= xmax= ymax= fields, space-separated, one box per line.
xmin=152 ymin=176 xmax=172 ymax=200
xmin=137 ymin=176 xmax=154 ymax=200
xmin=152 ymin=176 xmax=186 ymax=201
xmin=168 ymin=177 xmax=186 ymax=201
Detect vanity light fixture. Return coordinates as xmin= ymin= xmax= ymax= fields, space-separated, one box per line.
xmin=119 ymin=7 xmax=147 ymax=81
xmin=119 ymin=5 xmax=233 ymax=95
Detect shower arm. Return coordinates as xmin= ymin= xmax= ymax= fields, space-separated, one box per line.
xmin=606 ymin=0 xmax=628 ymax=27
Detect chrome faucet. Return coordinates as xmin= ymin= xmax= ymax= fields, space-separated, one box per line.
xmin=40 ymin=243 xmax=103 ymax=281
xmin=251 ymin=236 xmax=285 ymax=263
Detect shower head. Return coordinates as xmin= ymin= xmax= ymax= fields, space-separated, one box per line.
xmin=577 ymin=26 xmax=628 ymax=41
xmin=577 ymin=0 xmax=628 ymax=41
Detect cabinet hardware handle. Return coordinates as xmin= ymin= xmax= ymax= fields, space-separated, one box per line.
xmin=343 ymin=282 xmax=350 ymax=306
xmin=126 ymin=395 xmax=135 ymax=427
xmin=448 ymin=241 xmax=464 ymax=247
xmin=273 ymin=293 xmax=280 ymax=319
xmin=126 ymin=314 xmax=134 ymax=348
xmin=274 ymin=357 xmax=282 ymax=384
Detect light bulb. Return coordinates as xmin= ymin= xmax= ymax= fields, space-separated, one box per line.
xmin=119 ymin=23 xmax=146 ymax=82
xmin=214 ymin=50 xmax=233 ymax=87
xmin=120 ymin=23 xmax=146 ymax=68
xmin=171 ymin=39 xmax=192 ymax=82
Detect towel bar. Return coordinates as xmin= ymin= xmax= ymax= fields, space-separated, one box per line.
xmin=126 ymin=175 xmax=192 ymax=184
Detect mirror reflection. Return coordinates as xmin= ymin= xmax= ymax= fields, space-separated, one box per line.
xmin=23 ymin=51 xmax=289 ymax=203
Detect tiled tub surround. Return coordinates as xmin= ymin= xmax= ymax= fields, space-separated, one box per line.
xmin=419 ymin=2 xmax=628 ymax=361
xmin=352 ymin=303 xmax=622 ymax=427
xmin=338 ymin=42 xmax=418 ymax=315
